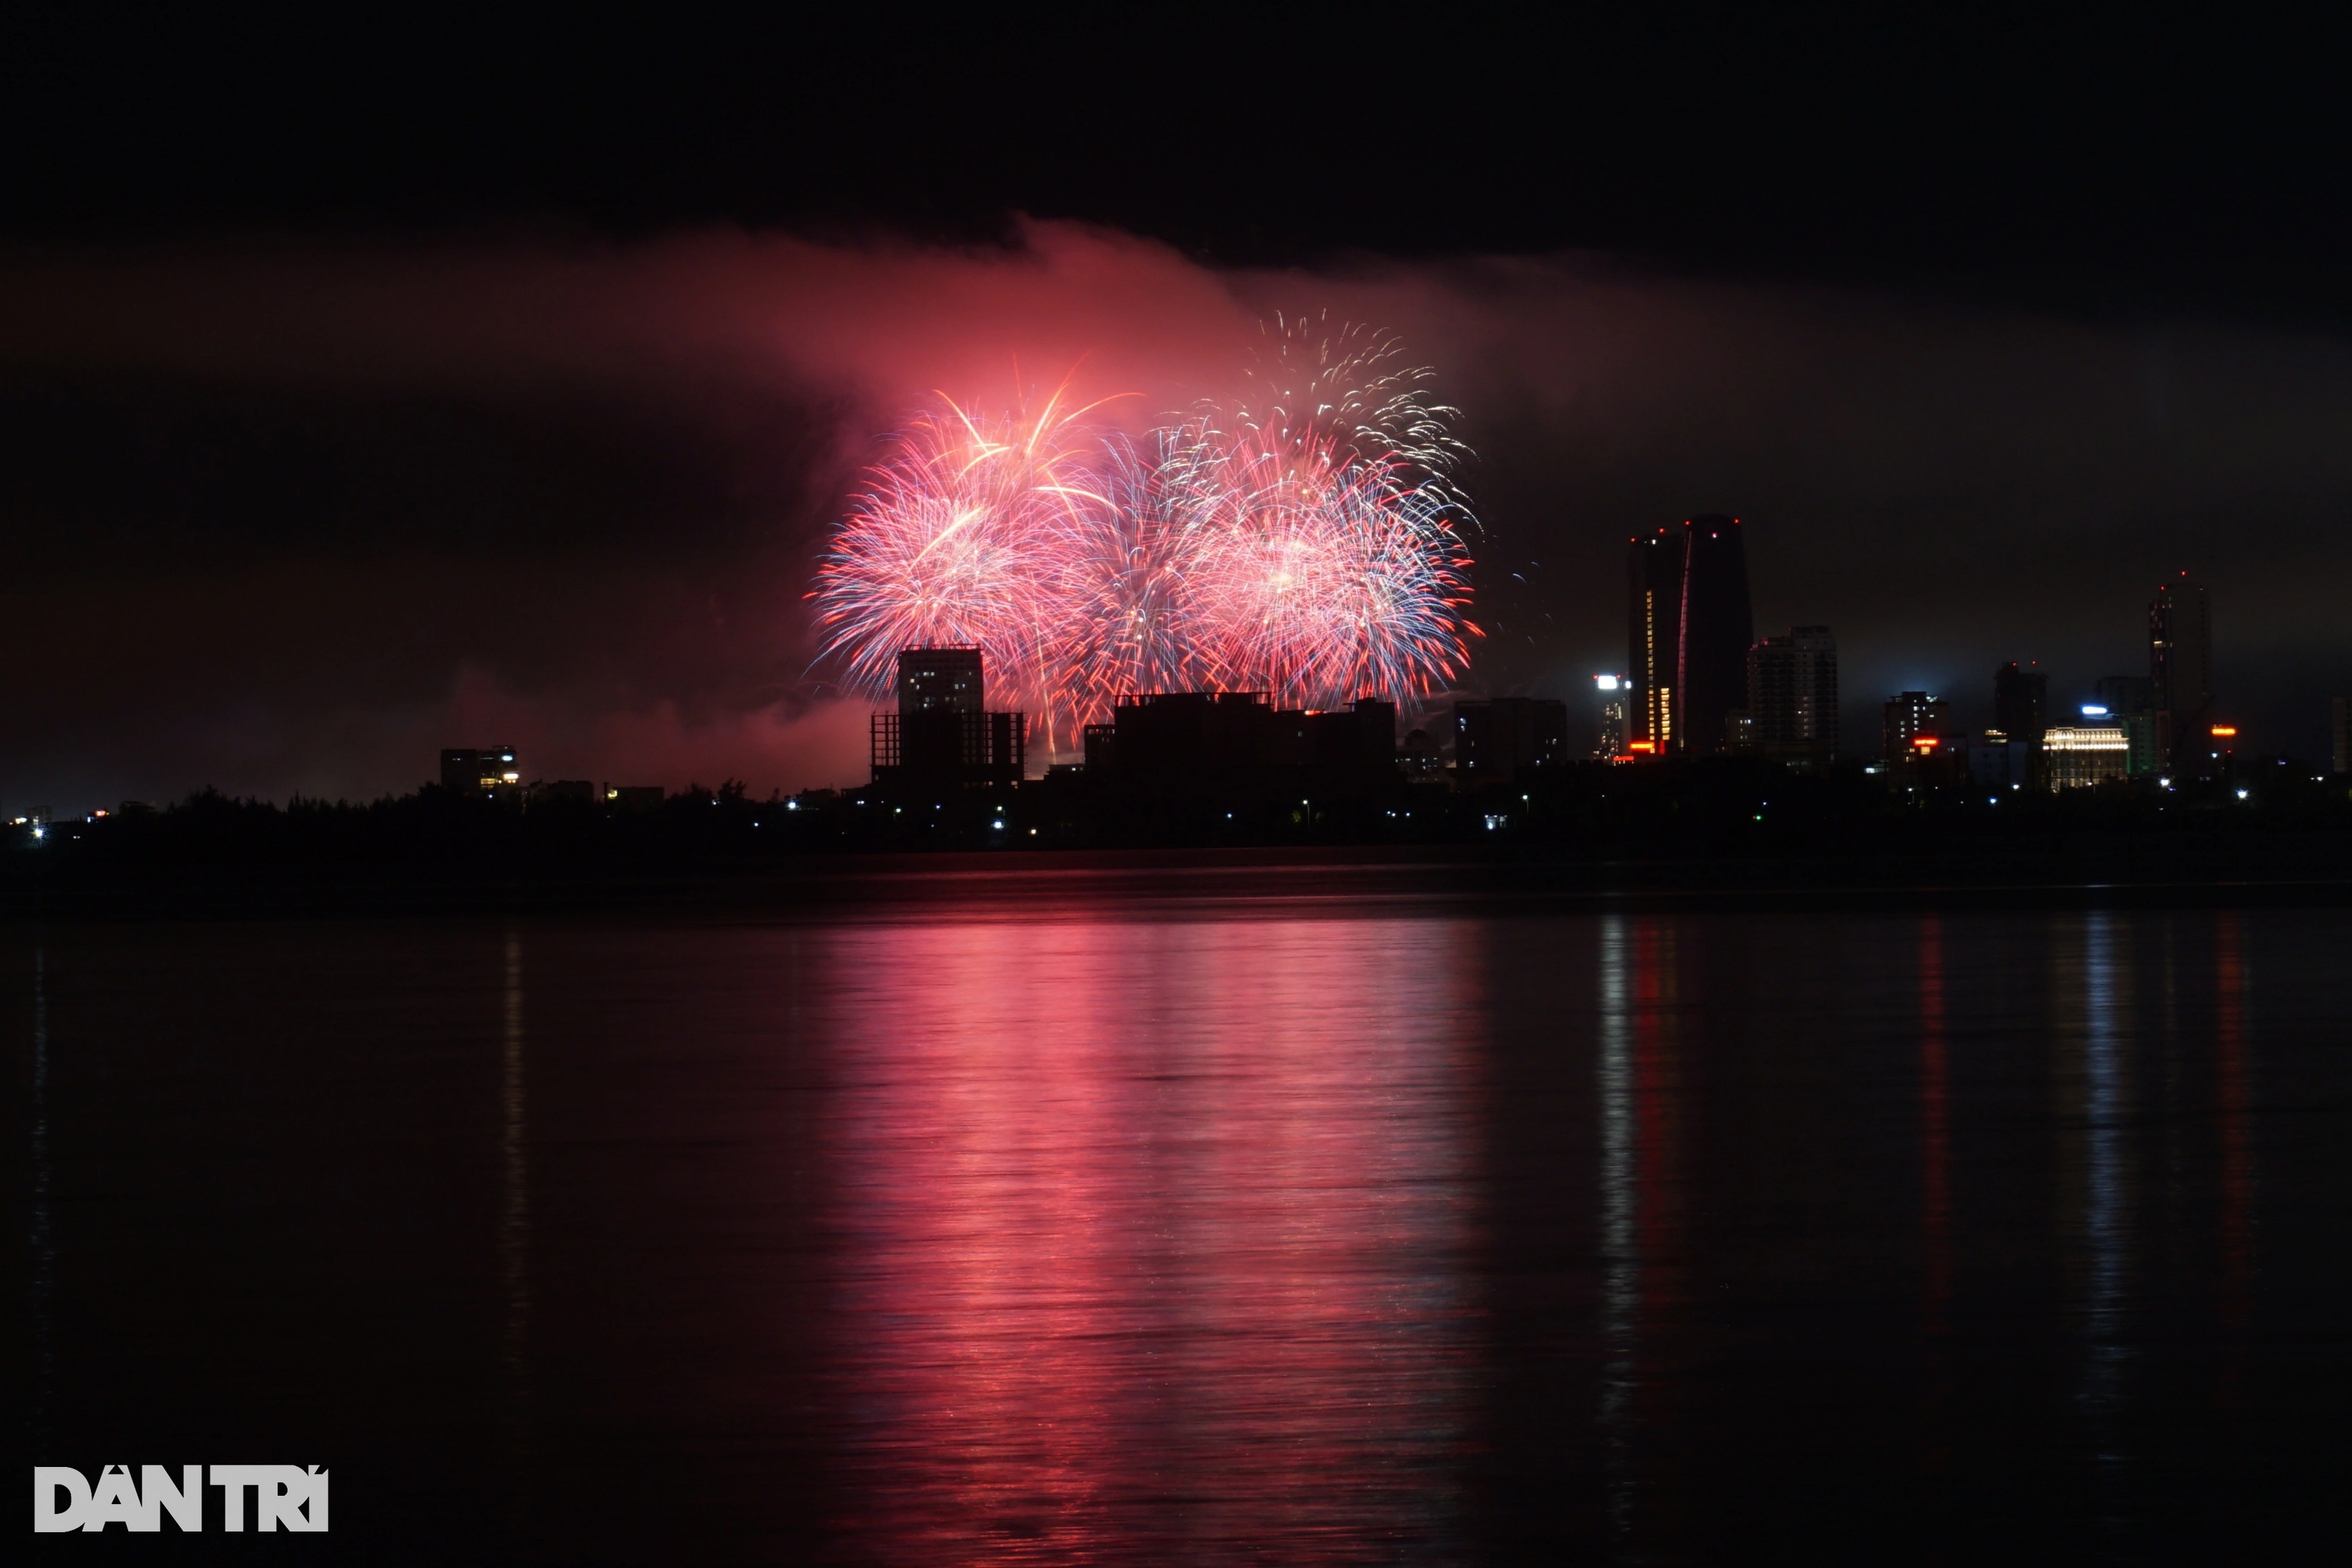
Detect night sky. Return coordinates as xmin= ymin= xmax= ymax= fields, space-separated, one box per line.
xmin=6 ymin=11 xmax=2351 ymax=809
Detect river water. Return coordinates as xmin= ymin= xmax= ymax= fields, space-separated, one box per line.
xmin=11 ymin=880 xmax=2349 ymax=1561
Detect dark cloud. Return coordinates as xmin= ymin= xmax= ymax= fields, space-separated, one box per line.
xmin=4 ymin=224 xmax=2348 ymax=812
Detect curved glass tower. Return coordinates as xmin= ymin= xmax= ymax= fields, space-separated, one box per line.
xmin=1676 ymin=515 xmax=1754 ymax=755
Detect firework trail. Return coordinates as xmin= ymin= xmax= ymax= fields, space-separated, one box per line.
xmin=1045 ymin=419 xmax=1225 ymax=724
xmin=1190 ymin=314 xmax=1478 ymax=706
xmin=813 ymin=323 xmax=1481 ymax=752
xmin=1229 ymin=313 xmax=1476 ymax=512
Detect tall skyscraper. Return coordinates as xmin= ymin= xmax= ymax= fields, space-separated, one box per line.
xmin=1993 ymin=662 xmax=2048 ymax=747
xmin=1678 ymin=515 xmax=1754 ymax=754
xmin=2150 ymin=573 xmax=2212 ymax=775
xmin=1746 ymin=625 xmax=1838 ymax=770
xmin=1593 ymin=674 xmax=1629 ymax=758
xmin=1626 ymin=528 xmax=1685 ymax=753
xmin=2093 ymin=674 xmax=2158 ymax=777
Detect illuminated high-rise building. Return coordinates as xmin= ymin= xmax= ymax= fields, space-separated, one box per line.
xmin=1593 ymin=674 xmax=1629 ymax=758
xmin=1882 ymin=691 xmax=1951 ymax=763
xmin=2150 ymin=573 xmax=2212 ymax=774
xmin=1626 ymin=528 xmax=1684 ymax=753
xmin=1678 ymin=515 xmax=1754 ymax=754
xmin=1746 ymin=626 xmax=1838 ymax=770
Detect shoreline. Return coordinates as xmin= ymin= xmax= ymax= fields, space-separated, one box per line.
xmin=11 ymin=842 xmax=2352 ymax=922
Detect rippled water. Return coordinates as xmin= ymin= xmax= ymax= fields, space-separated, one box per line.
xmin=11 ymin=882 xmax=2350 ymax=1562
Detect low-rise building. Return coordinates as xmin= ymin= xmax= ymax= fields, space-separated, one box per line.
xmin=2045 ymin=723 xmax=2130 ymax=789
xmin=1454 ymin=698 xmax=1568 ymax=784
xmin=441 ymin=746 xmax=520 ymax=796
xmin=1970 ymin=730 xmax=2032 ymax=789
xmin=602 ymin=785 xmax=664 ymax=813
xmin=1881 ymin=692 xmax=1951 ymax=764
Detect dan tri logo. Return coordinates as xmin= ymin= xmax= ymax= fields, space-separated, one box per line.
xmin=32 ymin=1466 xmax=328 ymax=1533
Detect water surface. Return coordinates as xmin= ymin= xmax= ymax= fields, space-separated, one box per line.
xmin=11 ymin=884 xmax=2350 ymax=1561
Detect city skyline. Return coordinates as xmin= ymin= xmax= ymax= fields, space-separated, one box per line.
xmin=4 ymin=518 xmax=2337 ymax=817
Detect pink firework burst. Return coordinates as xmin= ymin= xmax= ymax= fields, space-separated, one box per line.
xmin=814 ymin=330 xmax=1481 ymax=754
xmin=811 ymin=385 xmax=1118 ymax=742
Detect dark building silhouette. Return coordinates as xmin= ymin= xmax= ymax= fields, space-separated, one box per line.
xmin=1083 ymin=692 xmax=1398 ymax=792
xmin=2149 ymin=574 xmax=2212 ymax=774
xmin=2332 ymin=697 xmax=2350 ymax=775
xmin=2093 ymin=674 xmax=2158 ymax=777
xmin=1993 ymin=662 xmax=2049 ymax=753
xmin=871 ymin=646 xmax=1027 ymax=786
xmin=1970 ymin=735 xmax=2032 ymax=789
xmin=1626 ymin=528 xmax=1685 ymax=753
xmin=1625 ymin=516 xmax=1757 ymax=756
xmin=1312 ymin=699 xmax=1396 ymax=776
xmin=1746 ymin=625 xmax=1838 ymax=770
xmin=1401 ymin=727 xmax=1444 ymax=782
xmin=1098 ymin=691 xmax=1284 ymax=780
xmin=1677 ymin=515 xmax=1754 ymax=754
xmin=1882 ymin=692 xmax=1951 ymax=763
xmin=441 ymin=746 xmax=519 ymax=796
xmin=1454 ymin=698 xmax=1568 ymax=784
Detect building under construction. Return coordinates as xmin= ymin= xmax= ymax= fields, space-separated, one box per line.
xmin=869 ymin=647 xmax=1027 ymax=789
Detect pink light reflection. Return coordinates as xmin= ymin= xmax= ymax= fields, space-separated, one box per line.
xmin=813 ymin=913 xmax=1482 ymax=1562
